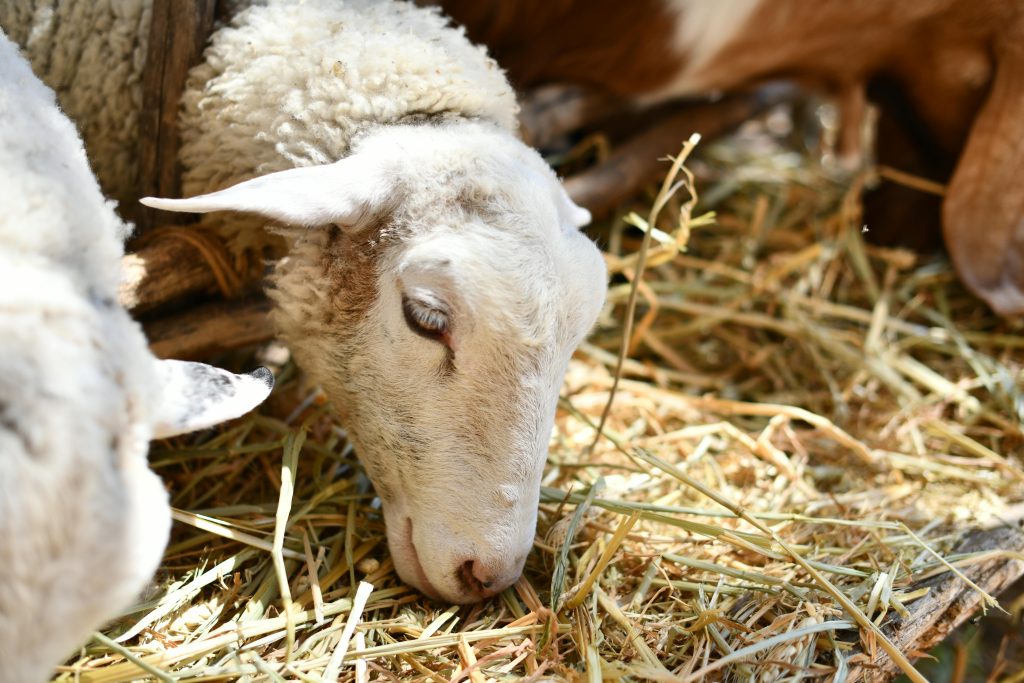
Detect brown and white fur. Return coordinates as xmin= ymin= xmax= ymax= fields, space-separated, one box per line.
xmin=439 ymin=0 xmax=1024 ymax=315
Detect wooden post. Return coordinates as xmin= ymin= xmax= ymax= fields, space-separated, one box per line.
xmin=135 ymin=0 xmax=217 ymax=234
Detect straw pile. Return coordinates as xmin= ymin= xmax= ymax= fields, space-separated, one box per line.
xmin=61 ymin=105 xmax=1024 ymax=682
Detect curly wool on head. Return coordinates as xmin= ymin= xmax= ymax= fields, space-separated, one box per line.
xmin=177 ymin=0 xmax=519 ymax=258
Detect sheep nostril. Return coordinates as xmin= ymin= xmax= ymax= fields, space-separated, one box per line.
xmin=459 ymin=560 xmax=480 ymax=592
xmin=458 ymin=560 xmax=496 ymax=596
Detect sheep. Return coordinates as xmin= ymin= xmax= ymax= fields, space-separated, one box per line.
xmin=0 ymin=31 xmax=274 ymax=682
xmin=0 ymin=1 xmax=153 ymax=207
xmin=436 ymin=0 xmax=1024 ymax=316
xmin=142 ymin=0 xmax=608 ymax=604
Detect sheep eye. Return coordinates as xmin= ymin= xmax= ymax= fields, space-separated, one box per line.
xmin=402 ymin=295 xmax=450 ymax=343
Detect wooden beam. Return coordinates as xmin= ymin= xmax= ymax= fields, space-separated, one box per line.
xmin=136 ymin=0 xmax=217 ymax=233
xmin=146 ymin=297 xmax=275 ymax=360
xmin=120 ymin=238 xmax=222 ymax=314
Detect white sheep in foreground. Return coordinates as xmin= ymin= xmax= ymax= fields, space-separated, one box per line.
xmin=144 ymin=0 xmax=608 ymax=603
xmin=0 ymin=1 xmax=153 ymax=207
xmin=0 ymin=31 xmax=273 ymax=682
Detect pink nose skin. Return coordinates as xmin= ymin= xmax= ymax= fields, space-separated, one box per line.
xmin=458 ymin=559 xmax=506 ymax=600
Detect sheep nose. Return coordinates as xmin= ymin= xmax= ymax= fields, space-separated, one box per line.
xmin=458 ymin=559 xmax=503 ymax=599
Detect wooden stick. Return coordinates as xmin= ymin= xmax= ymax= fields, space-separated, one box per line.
xmin=136 ymin=0 xmax=217 ymax=233
xmin=847 ymin=523 xmax=1024 ymax=681
xmin=120 ymin=238 xmax=222 ymax=313
xmin=145 ymin=297 xmax=274 ymax=360
xmin=565 ymin=87 xmax=793 ymax=218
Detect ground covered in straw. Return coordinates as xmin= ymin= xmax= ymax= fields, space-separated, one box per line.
xmin=64 ymin=106 xmax=1023 ymax=682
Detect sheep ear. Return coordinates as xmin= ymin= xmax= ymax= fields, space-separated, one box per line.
xmin=559 ymin=186 xmax=592 ymax=230
xmin=943 ymin=49 xmax=1024 ymax=315
xmin=150 ymin=361 xmax=274 ymax=439
xmin=140 ymin=155 xmax=392 ymax=228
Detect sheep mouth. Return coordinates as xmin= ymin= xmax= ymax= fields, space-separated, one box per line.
xmin=404 ymin=518 xmax=443 ymax=601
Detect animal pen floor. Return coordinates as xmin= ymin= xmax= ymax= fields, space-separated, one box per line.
xmin=65 ymin=105 xmax=1024 ymax=682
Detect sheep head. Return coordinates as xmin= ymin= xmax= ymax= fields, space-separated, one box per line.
xmin=143 ymin=121 xmax=607 ymax=603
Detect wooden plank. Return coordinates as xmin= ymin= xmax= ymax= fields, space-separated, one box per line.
xmin=847 ymin=523 xmax=1024 ymax=681
xmin=136 ymin=0 xmax=217 ymax=234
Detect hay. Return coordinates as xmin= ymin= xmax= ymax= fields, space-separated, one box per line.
xmin=61 ymin=105 xmax=1023 ymax=682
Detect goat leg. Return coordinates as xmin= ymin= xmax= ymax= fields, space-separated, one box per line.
xmin=517 ymin=85 xmax=623 ymax=149
xmin=943 ymin=16 xmax=1024 ymax=316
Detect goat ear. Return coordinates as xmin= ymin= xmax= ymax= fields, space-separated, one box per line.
xmin=150 ymin=360 xmax=274 ymax=439
xmin=943 ymin=45 xmax=1024 ymax=315
xmin=140 ymin=154 xmax=392 ymax=227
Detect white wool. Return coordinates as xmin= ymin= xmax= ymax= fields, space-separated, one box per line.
xmin=0 ymin=32 xmax=271 ymax=682
xmin=0 ymin=0 xmax=152 ymax=206
xmin=0 ymin=30 xmax=167 ymax=682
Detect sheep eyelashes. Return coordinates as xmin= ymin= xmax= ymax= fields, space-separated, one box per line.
xmin=401 ymin=294 xmax=452 ymax=347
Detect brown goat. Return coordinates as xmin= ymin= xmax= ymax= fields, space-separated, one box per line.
xmin=438 ymin=0 xmax=1024 ymax=315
